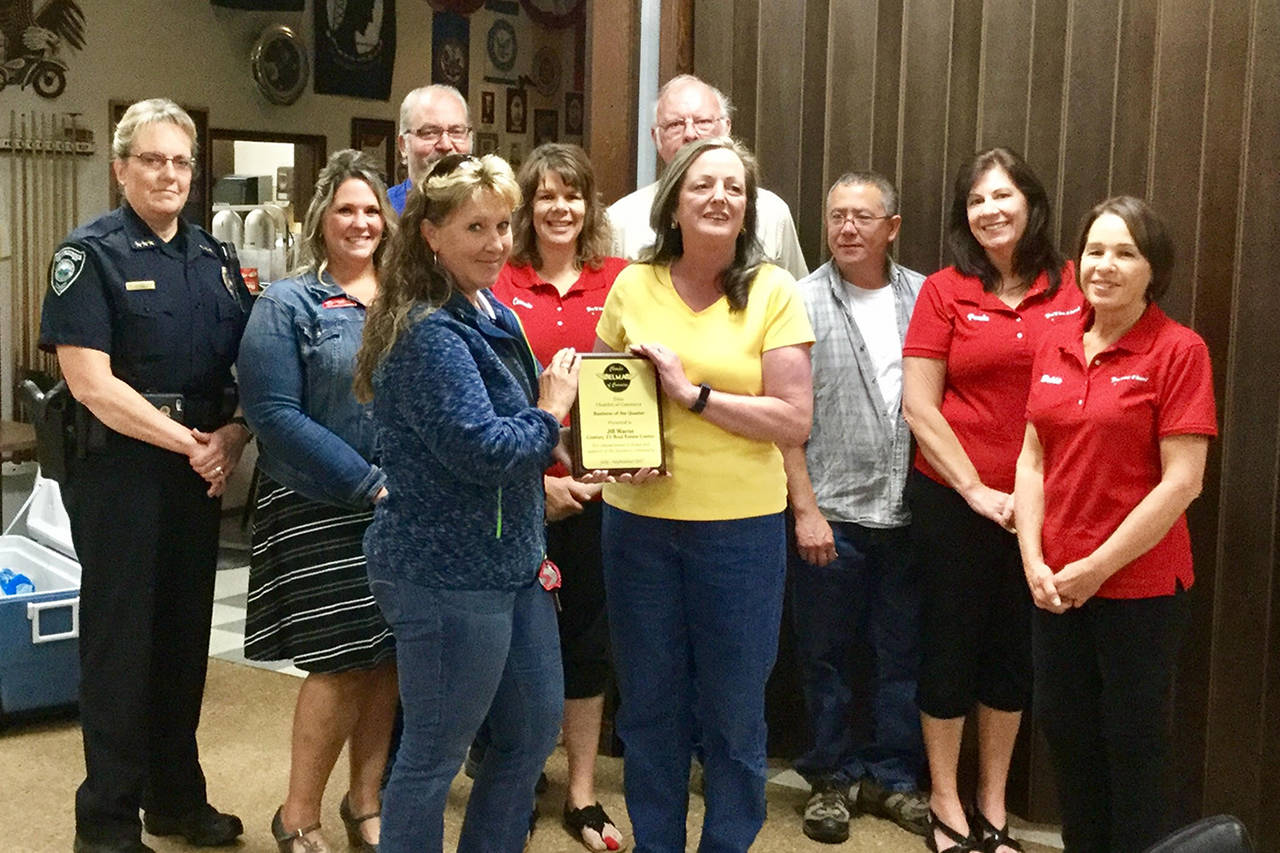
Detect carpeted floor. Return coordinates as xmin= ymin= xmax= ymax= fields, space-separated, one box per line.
xmin=0 ymin=658 xmax=1063 ymax=853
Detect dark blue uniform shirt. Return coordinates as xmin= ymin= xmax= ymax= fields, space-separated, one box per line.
xmin=38 ymin=204 xmax=251 ymax=408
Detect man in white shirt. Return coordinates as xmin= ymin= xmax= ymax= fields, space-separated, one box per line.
xmin=607 ymin=74 xmax=808 ymax=279
xmin=783 ymin=172 xmax=928 ymax=843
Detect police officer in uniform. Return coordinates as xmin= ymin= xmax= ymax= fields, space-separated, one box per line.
xmin=38 ymin=99 xmax=252 ymax=853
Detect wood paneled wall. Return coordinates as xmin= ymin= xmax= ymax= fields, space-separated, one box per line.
xmin=684 ymin=0 xmax=1278 ymax=843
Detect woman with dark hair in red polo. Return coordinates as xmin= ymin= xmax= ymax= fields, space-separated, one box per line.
xmin=1014 ymin=197 xmax=1215 ymax=853
xmin=902 ymin=147 xmax=1082 ymax=853
xmin=491 ymin=143 xmax=629 ymax=851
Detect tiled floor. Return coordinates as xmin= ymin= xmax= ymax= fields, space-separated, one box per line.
xmin=209 ymin=514 xmax=309 ymax=679
xmin=208 ymin=563 xmax=308 ymax=679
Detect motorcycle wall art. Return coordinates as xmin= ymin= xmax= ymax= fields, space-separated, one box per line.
xmin=0 ymin=0 xmax=86 ymax=99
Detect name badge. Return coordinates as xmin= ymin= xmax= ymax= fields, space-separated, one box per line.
xmin=125 ymin=280 xmax=156 ymax=291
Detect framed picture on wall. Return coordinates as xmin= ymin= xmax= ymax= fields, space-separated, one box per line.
xmin=481 ymin=91 xmax=496 ymax=126
xmin=564 ymin=92 xmax=583 ymax=135
xmin=533 ymin=109 xmax=558 ymax=147
xmin=351 ymin=118 xmax=398 ymax=185
xmin=109 ymin=101 xmax=211 ymax=229
xmin=506 ymin=88 xmax=527 ymax=134
xmin=476 ymin=132 xmax=499 ymax=157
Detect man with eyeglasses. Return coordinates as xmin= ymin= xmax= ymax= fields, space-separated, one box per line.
xmin=781 ymin=172 xmax=929 ymax=843
xmin=606 ymin=74 xmax=808 ymax=279
xmin=388 ymin=84 xmax=473 ymax=213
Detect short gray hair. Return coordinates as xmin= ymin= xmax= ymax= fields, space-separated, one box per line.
xmin=828 ymin=171 xmax=899 ymax=217
xmin=651 ymin=74 xmax=733 ymax=127
xmin=398 ymin=84 xmax=469 ymax=134
xmin=111 ymin=98 xmax=198 ymax=161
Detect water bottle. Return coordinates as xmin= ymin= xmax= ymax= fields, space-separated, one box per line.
xmin=0 ymin=568 xmax=36 ymax=595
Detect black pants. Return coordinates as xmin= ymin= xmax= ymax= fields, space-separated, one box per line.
xmin=908 ymin=470 xmax=1031 ymax=718
xmin=63 ymin=439 xmax=221 ymax=843
xmin=1032 ymin=591 xmax=1189 ymax=853
xmin=547 ymin=501 xmax=610 ymax=699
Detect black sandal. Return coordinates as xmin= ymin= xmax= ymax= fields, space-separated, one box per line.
xmin=971 ymin=810 xmax=1025 ymax=853
xmin=563 ymin=802 xmax=627 ymax=852
xmin=926 ymin=809 xmax=981 ymax=853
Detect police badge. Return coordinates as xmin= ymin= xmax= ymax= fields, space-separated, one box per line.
xmin=50 ymin=246 xmax=86 ymax=296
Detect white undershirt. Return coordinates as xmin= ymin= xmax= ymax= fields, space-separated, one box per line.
xmin=843 ymin=280 xmax=901 ymax=415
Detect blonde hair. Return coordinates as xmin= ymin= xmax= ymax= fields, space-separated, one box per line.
xmin=293 ymin=149 xmax=397 ymax=276
xmin=354 ymin=154 xmax=520 ymax=402
xmin=111 ymin=98 xmax=198 ymax=161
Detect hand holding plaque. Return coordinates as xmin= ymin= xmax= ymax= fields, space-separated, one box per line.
xmin=570 ymin=353 xmax=667 ymax=477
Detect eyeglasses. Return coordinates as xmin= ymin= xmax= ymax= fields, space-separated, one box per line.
xmin=127 ymin=152 xmax=196 ymax=174
xmin=407 ymin=124 xmax=473 ymax=144
xmin=827 ymin=210 xmax=893 ymax=230
xmin=426 ymin=153 xmax=481 ymax=180
xmin=656 ymin=115 xmax=725 ymax=139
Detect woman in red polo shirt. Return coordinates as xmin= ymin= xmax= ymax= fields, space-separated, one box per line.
xmin=491 ymin=143 xmax=629 ymax=852
xmin=902 ymin=147 xmax=1082 ymax=853
xmin=1014 ymin=197 xmax=1215 ymax=853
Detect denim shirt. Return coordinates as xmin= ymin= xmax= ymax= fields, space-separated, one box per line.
xmin=796 ymin=260 xmax=925 ymax=527
xmin=364 ymin=291 xmax=560 ymax=590
xmin=237 ymin=270 xmax=385 ymax=509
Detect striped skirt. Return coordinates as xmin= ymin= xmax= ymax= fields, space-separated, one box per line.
xmin=244 ymin=471 xmax=395 ymax=673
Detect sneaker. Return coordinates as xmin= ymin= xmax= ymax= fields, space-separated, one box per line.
xmin=855 ymin=777 xmax=930 ymax=837
xmin=803 ymin=780 xmax=851 ymax=844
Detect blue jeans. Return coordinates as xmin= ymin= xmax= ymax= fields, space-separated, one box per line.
xmin=790 ymin=521 xmax=924 ymax=791
xmin=602 ymin=508 xmax=786 ymax=853
xmin=368 ymin=573 xmax=563 ymax=853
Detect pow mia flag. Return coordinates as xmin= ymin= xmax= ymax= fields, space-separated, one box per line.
xmin=314 ymin=0 xmax=396 ymax=100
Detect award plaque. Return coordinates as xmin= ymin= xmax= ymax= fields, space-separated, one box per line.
xmin=570 ymin=353 xmax=667 ymax=477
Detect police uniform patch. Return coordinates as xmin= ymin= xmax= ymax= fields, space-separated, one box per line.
xmin=50 ymin=246 xmax=86 ymax=296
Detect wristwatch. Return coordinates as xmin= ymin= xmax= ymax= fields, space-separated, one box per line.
xmin=230 ymin=415 xmax=254 ymax=439
xmin=689 ymin=383 xmax=711 ymax=414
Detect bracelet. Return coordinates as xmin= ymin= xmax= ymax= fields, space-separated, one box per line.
xmin=689 ymin=383 xmax=711 ymax=414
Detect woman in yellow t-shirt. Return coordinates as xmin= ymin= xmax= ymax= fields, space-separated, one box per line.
xmin=595 ymin=136 xmax=814 ymax=852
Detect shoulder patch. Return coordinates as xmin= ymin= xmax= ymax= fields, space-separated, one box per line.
xmin=50 ymin=246 xmax=86 ymax=296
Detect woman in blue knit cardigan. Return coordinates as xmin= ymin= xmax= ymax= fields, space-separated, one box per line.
xmin=354 ymin=153 xmax=582 ymax=853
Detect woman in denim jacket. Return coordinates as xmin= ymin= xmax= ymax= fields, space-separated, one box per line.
xmin=237 ymin=150 xmax=398 ymax=853
xmin=353 ymin=153 xmax=581 ymax=853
